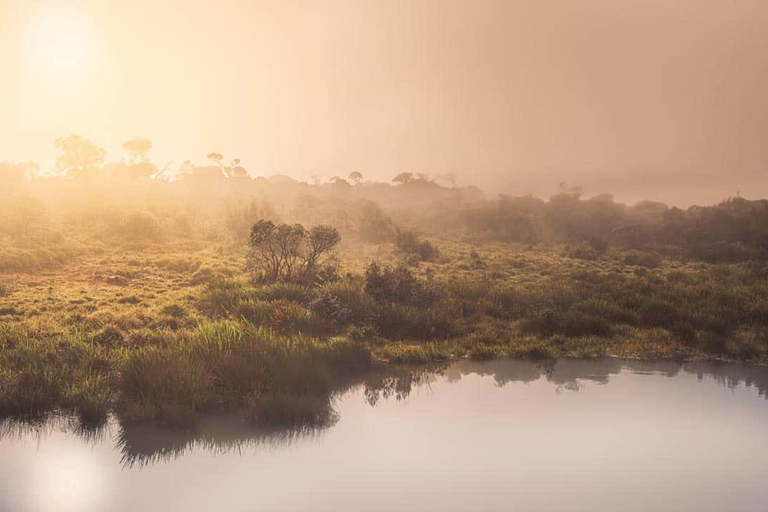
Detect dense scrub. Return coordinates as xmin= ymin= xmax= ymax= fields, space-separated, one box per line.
xmin=456 ymin=193 xmax=768 ymax=262
xmin=2 ymin=159 xmax=768 ymax=430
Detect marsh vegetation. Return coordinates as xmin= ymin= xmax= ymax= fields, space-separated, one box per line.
xmin=1 ymin=136 xmax=767 ymax=429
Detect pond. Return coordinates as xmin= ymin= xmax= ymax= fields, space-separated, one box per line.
xmin=1 ymin=358 xmax=768 ymax=512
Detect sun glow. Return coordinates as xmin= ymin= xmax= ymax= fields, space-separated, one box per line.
xmin=27 ymin=8 xmax=96 ymax=77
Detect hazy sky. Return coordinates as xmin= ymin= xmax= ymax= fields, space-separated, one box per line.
xmin=1 ymin=0 xmax=766 ymax=205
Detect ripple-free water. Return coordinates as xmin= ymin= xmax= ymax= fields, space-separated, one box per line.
xmin=2 ymin=358 xmax=768 ymax=512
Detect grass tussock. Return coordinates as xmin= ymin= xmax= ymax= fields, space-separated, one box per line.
xmin=118 ymin=321 xmax=372 ymax=425
xmin=1 ymin=190 xmax=768 ymax=429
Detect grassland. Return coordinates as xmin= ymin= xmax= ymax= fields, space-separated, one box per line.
xmin=1 ymin=176 xmax=767 ymax=430
xmin=1 ymin=225 xmax=767 ymax=430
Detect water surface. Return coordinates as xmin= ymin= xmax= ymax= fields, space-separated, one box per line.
xmin=2 ymin=358 xmax=768 ymax=512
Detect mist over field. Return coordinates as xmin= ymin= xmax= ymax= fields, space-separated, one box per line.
xmin=2 ymin=0 xmax=768 ymax=206
xmin=1 ymin=3 xmax=768 ymax=511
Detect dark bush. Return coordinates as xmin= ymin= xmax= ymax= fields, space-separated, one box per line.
xmin=394 ymin=228 xmax=440 ymax=262
xmin=364 ymin=262 xmax=440 ymax=307
xmin=310 ymin=280 xmax=372 ymax=326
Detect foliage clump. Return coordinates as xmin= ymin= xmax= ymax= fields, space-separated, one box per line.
xmin=394 ymin=228 xmax=440 ymax=262
xmin=364 ymin=262 xmax=440 ymax=307
xmin=246 ymin=220 xmax=341 ymax=286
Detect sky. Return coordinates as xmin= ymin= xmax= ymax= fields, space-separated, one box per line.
xmin=0 ymin=0 xmax=767 ymax=206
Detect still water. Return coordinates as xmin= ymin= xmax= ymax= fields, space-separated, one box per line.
xmin=1 ymin=358 xmax=768 ymax=512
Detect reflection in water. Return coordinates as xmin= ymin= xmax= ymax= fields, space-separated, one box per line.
xmin=115 ymin=414 xmax=325 ymax=468
xmin=2 ymin=357 xmax=768 ymax=512
xmin=449 ymin=358 xmax=768 ymax=398
xmin=1 ymin=358 xmax=767 ymax=469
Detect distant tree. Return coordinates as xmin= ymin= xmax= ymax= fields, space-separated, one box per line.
xmin=206 ymin=152 xmax=247 ymax=178
xmin=207 ymin=152 xmax=224 ymax=166
xmin=246 ymin=220 xmax=341 ymax=286
xmin=310 ymin=174 xmax=322 ymax=186
xmin=122 ymin=139 xmax=153 ymax=164
xmin=104 ymin=139 xmax=158 ymax=181
xmin=348 ymin=171 xmax=364 ymax=185
xmin=329 ymin=176 xmax=350 ymax=186
xmin=229 ymin=158 xmax=248 ymax=178
xmin=392 ymin=172 xmax=414 ymax=185
xmin=54 ymin=135 xmax=106 ymax=180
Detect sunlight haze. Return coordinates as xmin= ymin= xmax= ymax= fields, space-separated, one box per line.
xmin=1 ymin=0 xmax=767 ymax=205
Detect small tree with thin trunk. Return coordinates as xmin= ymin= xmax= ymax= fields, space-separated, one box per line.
xmin=246 ymin=220 xmax=341 ymax=286
xmin=348 ymin=171 xmax=363 ymax=185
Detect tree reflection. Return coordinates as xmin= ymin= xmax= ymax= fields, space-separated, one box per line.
xmin=1 ymin=358 xmax=767 ymax=468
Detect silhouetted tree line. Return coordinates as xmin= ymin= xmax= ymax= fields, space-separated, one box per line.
xmin=3 ymin=134 xmax=767 ymax=263
xmin=457 ymin=192 xmax=768 ymax=262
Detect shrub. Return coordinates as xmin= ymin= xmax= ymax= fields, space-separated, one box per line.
xmin=269 ymin=300 xmax=330 ymax=336
xmin=364 ymin=262 xmax=440 ymax=307
xmin=246 ymin=220 xmax=341 ymax=286
xmin=310 ymin=280 xmax=373 ymax=326
xmin=394 ymin=228 xmax=440 ymax=261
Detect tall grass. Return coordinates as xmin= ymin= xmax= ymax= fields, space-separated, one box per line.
xmin=118 ymin=320 xmax=373 ymax=424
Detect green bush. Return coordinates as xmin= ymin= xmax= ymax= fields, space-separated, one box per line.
xmin=364 ymin=262 xmax=440 ymax=307
xmin=310 ymin=280 xmax=373 ymax=326
xmin=269 ymin=300 xmax=330 ymax=337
